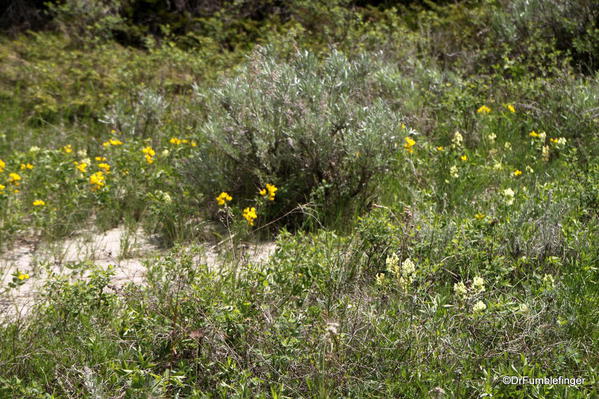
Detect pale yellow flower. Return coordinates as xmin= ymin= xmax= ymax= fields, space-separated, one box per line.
xmin=472 ymin=300 xmax=487 ymax=313
xmin=452 ymin=131 xmax=463 ymax=147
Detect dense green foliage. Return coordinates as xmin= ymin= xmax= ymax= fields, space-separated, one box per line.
xmin=0 ymin=0 xmax=598 ymax=397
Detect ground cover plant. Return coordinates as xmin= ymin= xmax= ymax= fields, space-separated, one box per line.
xmin=0 ymin=0 xmax=598 ymax=397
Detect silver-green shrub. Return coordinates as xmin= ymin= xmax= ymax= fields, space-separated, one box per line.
xmin=189 ymin=47 xmax=404 ymax=225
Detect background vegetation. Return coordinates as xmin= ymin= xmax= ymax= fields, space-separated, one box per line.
xmin=0 ymin=0 xmax=598 ymax=397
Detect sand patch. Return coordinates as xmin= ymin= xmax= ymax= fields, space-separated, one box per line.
xmin=1 ymin=227 xmax=276 ymax=319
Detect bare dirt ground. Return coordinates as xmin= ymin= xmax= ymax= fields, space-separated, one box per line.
xmin=0 ymin=227 xmax=276 ymax=320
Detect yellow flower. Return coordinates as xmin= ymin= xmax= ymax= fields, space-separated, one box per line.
xmin=142 ymin=146 xmax=155 ymax=156
xmin=33 ymin=199 xmax=45 ymax=206
xmin=242 ymin=207 xmax=257 ymax=226
xmin=0 ymin=184 xmax=5 ymax=191
xmin=436 ymin=146 xmax=445 ymax=151
xmin=170 ymin=137 xmax=183 ymax=145
xmin=95 ymin=156 xmax=107 ymax=162
xmin=142 ymin=146 xmax=155 ymax=164
xmin=264 ymin=183 xmax=278 ymax=201
xmin=403 ymin=136 xmax=416 ymax=153
xmin=216 ymin=192 xmax=233 ymax=206
xmin=8 ymin=172 xmax=21 ymax=184
xmin=97 ymin=163 xmax=111 ymax=173
xmin=20 ymin=163 xmax=34 ymax=170
xmin=18 ymin=273 xmax=30 ymax=280
xmin=259 ymin=188 xmax=267 ymax=196
xmin=474 ymin=213 xmax=485 ymax=220
xmin=529 ymin=131 xmax=540 ymax=138
xmin=460 ymin=154 xmax=468 ymax=161
xmin=0 ymin=158 xmax=5 ymax=172
xmin=506 ymin=104 xmax=516 ymax=113
xmin=89 ymin=171 xmax=106 ymax=190
xmin=103 ymin=138 xmax=123 ymax=147
xmin=551 ymin=137 xmax=567 ymax=147
xmin=74 ymin=161 xmax=88 ymax=173
xmin=63 ymin=144 xmax=73 ymax=153
xmin=477 ymin=105 xmax=491 ymax=114
xmin=512 ymin=169 xmax=523 ymax=177
xmin=190 ymin=140 xmax=197 ymax=147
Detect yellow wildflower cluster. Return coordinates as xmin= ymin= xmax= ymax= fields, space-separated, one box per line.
xmin=243 ymin=207 xmax=257 ymax=226
xmin=460 ymin=154 xmax=468 ymax=161
xmin=8 ymin=172 xmax=21 ymax=185
xmin=169 ymin=137 xmax=196 ymax=147
xmin=472 ymin=300 xmax=487 ymax=313
xmin=18 ymin=273 xmax=30 ymax=280
xmin=169 ymin=137 xmax=197 ymax=147
xmin=454 ymin=276 xmax=485 ymax=300
xmin=97 ymin=163 xmax=111 ymax=173
xmin=477 ymin=105 xmax=491 ymax=114
xmin=89 ymin=171 xmax=106 ymax=190
xmin=403 ymin=137 xmax=416 ymax=153
xmin=542 ymin=145 xmax=550 ymax=162
xmin=385 ymin=253 xmax=416 ymax=290
xmin=503 ymin=188 xmax=515 ymax=205
xmin=259 ymin=183 xmax=278 ymax=201
xmin=513 ymin=169 xmax=523 ymax=177
xmin=0 ymin=158 xmax=5 ymax=172
xmin=505 ymin=104 xmax=516 ymax=113
xmin=20 ymin=163 xmax=33 ymax=170
xmin=63 ymin=144 xmax=73 ymax=154
xmin=102 ymin=138 xmax=123 ymax=148
xmin=142 ymin=146 xmax=156 ymax=164
xmin=33 ymin=199 xmax=45 ymax=206
xmin=449 ymin=165 xmax=459 ymax=178
xmin=529 ymin=130 xmax=547 ymax=140
xmin=74 ymin=161 xmax=88 ymax=173
xmin=95 ymin=156 xmax=107 ymax=162
xmin=216 ymin=192 xmax=233 ymax=206
xmin=549 ymin=137 xmax=567 ymax=147
xmin=452 ymin=131 xmax=463 ymax=147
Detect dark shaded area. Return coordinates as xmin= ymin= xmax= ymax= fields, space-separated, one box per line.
xmin=1 ymin=0 xmax=597 ymax=74
xmin=0 ymin=0 xmax=51 ymax=31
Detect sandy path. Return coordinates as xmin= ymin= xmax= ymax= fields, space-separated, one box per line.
xmin=0 ymin=227 xmax=276 ymax=320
